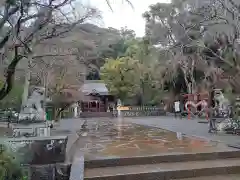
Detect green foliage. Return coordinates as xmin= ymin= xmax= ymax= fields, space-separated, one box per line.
xmin=0 ymin=144 xmax=24 ymax=180
xmin=5 ymin=0 xmax=16 ymax=5
xmin=120 ymin=27 xmax=136 ymax=40
xmin=97 ymin=27 xmax=138 ymax=67
xmin=101 ymin=57 xmax=137 ymax=101
xmin=0 ymin=80 xmax=3 ymax=89
xmin=0 ymin=81 xmax=23 ymax=110
xmin=143 ymin=1 xmax=220 ymax=94
xmin=101 ymin=0 xmax=240 ymax=103
xmin=101 ymin=37 xmax=165 ymax=105
xmin=100 ymin=39 xmax=129 ymax=60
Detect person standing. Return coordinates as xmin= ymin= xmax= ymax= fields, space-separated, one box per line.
xmin=174 ymin=98 xmax=181 ymax=118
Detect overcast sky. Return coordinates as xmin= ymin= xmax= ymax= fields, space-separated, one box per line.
xmin=84 ymin=0 xmax=171 ymax=37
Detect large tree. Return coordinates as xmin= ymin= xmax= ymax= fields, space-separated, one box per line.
xmin=0 ymin=0 xmax=133 ymax=101
xmin=143 ymin=0 xmax=240 ymax=95
xmin=195 ymin=0 xmax=240 ymax=91
xmin=143 ymin=1 xmax=202 ymax=94
xmin=0 ymin=0 xmax=100 ymax=101
xmin=101 ymin=37 xmax=163 ymax=105
xmin=100 ymin=56 xmax=137 ymax=102
xmin=0 ymin=79 xmax=23 ymax=110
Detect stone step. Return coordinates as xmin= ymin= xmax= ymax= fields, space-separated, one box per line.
xmin=85 ymin=149 xmax=240 ymax=168
xmin=178 ymin=174 xmax=240 ymax=180
xmin=84 ymin=158 xmax=240 ymax=180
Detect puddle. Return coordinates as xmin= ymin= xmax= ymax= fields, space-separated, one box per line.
xmin=74 ymin=120 xmax=231 ymax=160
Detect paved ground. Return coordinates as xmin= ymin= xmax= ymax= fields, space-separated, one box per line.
xmin=51 ymin=118 xmax=85 ymax=135
xmin=122 ymin=116 xmax=240 ymax=145
xmin=51 ymin=116 xmax=240 ymax=179
xmin=48 ymin=115 xmax=240 ymax=169
xmin=54 ymin=116 xmax=240 ymax=146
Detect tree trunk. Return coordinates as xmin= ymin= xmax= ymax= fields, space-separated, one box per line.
xmin=181 ymin=68 xmax=192 ymax=93
xmin=190 ymin=58 xmax=196 ymax=93
xmin=20 ymin=57 xmax=32 ymax=114
xmin=140 ymin=79 xmax=145 ymax=106
xmin=55 ymin=104 xmax=70 ymax=121
xmin=180 ymin=57 xmax=197 ymax=94
xmin=0 ymin=54 xmax=23 ymax=100
xmin=55 ymin=109 xmax=63 ymax=121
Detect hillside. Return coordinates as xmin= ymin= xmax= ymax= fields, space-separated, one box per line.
xmin=0 ymin=23 xmax=122 ymax=87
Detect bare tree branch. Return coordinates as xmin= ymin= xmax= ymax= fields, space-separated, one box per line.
xmin=0 ymin=0 xmax=99 ymax=100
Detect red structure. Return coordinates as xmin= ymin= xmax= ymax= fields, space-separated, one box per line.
xmin=79 ymin=81 xmax=115 ymax=112
xmin=81 ymin=99 xmax=106 ymax=112
xmin=182 ymin=93 xmax=209 ymax=120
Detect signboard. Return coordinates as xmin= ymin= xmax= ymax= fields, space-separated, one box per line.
xmin=117 ymin=106 xmax=130 ymax=110
xmin=122 ymin=110 xmax=165 ymax=117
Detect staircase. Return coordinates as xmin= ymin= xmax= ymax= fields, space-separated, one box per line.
xmin=84 ymin=149 xmax=240 ymax=180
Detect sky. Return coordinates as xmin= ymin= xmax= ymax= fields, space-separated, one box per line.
xmin=84 ymin=0 xmax=171 ymax=37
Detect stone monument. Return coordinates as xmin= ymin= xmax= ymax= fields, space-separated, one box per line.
xmin=214 ymin=89 xmax=231 ymax=116
xmin=2 ymin=86 xmax=82 ymax=180
xmin=233 ymin=96 xmax=240 ymax=125
xmin=19 ymin=86 xmax=46 ymax=122
xmin=13 ymin=86 xmax=50 ymax=137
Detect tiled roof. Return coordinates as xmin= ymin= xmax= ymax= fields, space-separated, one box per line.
xmin=80 ymin=82 xmax=109 ymax=95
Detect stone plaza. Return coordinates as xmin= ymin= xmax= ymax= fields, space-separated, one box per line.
xmin=49 ymin=116 xmax=240 ymax=180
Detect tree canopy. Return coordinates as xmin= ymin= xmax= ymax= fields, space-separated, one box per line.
xmin=101 ymin=56 xmax=137 ymax=101
xmin=142 ymin=0 xmax=240 ymax=94
xmin=100 ymin=0 xmax=240 ymax=104
xmin=100 ymin=36 xmax=165 ymax=105
xmin=2 ymin=0 xmax=240 ymax=107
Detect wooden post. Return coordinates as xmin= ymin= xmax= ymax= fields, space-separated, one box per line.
xmin=188 ymin=94 xmax=191 ymax=120
xmin=188 ymin=105 xmax=191 ymax=120
xmin=205 ymin=96 xmax=209 ymax=121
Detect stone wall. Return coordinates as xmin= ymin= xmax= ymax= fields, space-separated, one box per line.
xmin=30 ymin=163 xmax=71 ymax=180
xmin=5 ymin=136 xmax=72 ymax=180
xmin=6 ymin=136 xmax=68 ymax=165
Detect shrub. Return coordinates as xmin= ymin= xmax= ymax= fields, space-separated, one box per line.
xmin=0 ymin=144 xmax=25 ymax=180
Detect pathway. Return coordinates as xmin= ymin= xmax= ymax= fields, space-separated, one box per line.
xmin=123 ymin=116 xmax=240 ymax=144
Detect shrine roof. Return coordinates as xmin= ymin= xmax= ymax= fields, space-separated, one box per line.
xmin=80 ymin=81 xmax=109 ymax=95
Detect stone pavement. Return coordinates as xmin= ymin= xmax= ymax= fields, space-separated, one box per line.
xmin=51 ymin=118 xmax=85 ymax=135
xmin=52 ymin=117 xmax=240 ymax=145
xmin=50 ymin=117 xmax=240 ymax=180
xmin=122 ymin=116 xmax=240 ymax=145
xmin=50 ymin=118 xmax=86 ymax=155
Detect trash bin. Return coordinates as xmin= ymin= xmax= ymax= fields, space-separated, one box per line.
xmin=46 ymin=107 xmax=53 ymax=121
